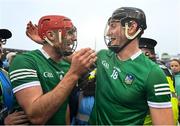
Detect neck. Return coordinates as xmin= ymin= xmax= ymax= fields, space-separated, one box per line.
xmin=117 ymin=39 xmax=140 ymax=61
xmin=42 ymin=44 xmax=62 ymax=62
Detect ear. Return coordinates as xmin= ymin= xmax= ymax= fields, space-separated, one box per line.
xmin=127 ymin=21 xmax=138 ymax=35
xmin=45 ymin=30 xmax=56 ymax=41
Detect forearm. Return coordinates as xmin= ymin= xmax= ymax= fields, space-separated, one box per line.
xmin=26 ymin=72 xmax=79 ymax=124
xmin=16 ymin=48 xmax=96 ymax=124
xmin=150 ymin=107 xmax=174 ymax=125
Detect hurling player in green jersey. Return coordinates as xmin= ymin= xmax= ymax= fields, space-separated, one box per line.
xmin=89 ymin=7 xmax=174 ymax=125
xmin=9 ymin=15 xmax=97 ymax=125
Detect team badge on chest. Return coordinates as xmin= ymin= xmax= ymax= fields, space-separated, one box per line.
xmin=124 ymin=74 xmax=135 ymax=85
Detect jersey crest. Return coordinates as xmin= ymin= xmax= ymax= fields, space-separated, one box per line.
xmin=124 ymin=74 xmax=135 ymax=85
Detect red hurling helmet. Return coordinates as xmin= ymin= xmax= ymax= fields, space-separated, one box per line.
xmin=38 ymin=15 xmax=74 ymax=39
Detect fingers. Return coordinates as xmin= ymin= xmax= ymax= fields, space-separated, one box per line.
xmin=35 ymin=24 xmax=38 ymax=28
xmin=26 ymin=21 xmax=37 ymax=36
xmin=26 ymin=21 xmax=36 ymax=30
xmin=26 ymin=21 xmax=44 ymax=44
xmin=13 ymin=118 xmax=29 ymax=125
xmin=26 ymin=21 xmax=33 ymax=37
xmin=75 ymin=48 xmax=96 ymax=59
xmin=71 ymin=48 xmax=97 ymax=75
xmin=26 ymin=21 xmax=32 ymax=31
xmin=74 ymin=48 xmax=97 ymax=66
xmin=11 ymin=111 xmax=29 ymax=124
xmin=84 ymin=51 xmax=97 ymax=67
xmin=4 ymin=111 xmax=29 ymax=125
xmin=13 ymin=111 xmax=26 ymax=116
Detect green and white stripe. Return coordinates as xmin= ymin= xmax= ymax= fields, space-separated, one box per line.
xmin=13 ymin=81 xmax=40 ymax=93
xmin=154 ymin=83 xmax=171 ymax=96
xmin=147 ymin=101 xmax=172 ymax=108
xmin=9 ymin=69 xmax=37 ymax=83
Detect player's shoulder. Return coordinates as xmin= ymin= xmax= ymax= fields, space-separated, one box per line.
xmin=138 ymin=54 xmax=157 ymax=67
xmin=97 ymin=49 xmax=114 ymax=57
xmin=13 ymin=50 xmax=40 ymax=61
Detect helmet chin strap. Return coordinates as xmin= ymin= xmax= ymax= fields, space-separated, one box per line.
xmin=43 ymin=31 xmax=62 ymax=46
xmin=44 ymin=37 xmax=54 ymax=46
xmin=58 ymin=31 xmax=62 ymax=44
xmin=108 ymin=23 xmax=142 ymax=53
xmin=124 ymin=23 xmax=142 ymax=40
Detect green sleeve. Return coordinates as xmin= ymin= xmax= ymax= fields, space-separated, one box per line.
xmin=146 ymin=65 xmax=171 ymax=105
xmin=9 ymin=53 xmax=39 ymax=91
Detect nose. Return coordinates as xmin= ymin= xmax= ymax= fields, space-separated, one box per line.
xmin=72 ymin=33 xmax=77 ymax=41
xmin=106 ymin=28 xmax=112 ymax=37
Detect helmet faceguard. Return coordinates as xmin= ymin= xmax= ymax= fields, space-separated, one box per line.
xmin=58 ymin=26 xmax=77 ymax=56
xmin=38 ymin=15 xmax=77 ymax=56
xmin=104 ymin=7 xmax=147 ymax=53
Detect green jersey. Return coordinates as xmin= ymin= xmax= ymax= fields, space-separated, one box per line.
xmin=9 ymin=49 xmax=70 ymax=125
xmin=89 ymin=49 xmax=171 ymax=125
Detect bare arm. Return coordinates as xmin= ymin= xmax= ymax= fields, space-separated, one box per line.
xmin=15 ymin=48 xmax=97 ymax=124
xmin=150 ymin=107 xmax=174 ymax=125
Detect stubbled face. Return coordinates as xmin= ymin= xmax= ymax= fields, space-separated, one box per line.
xmin=105 ymin=19 xmax=127 ymax=47
xmin=170 ymin=60 xmax=180 ymax=74
xmin=63 ymin=27 xmax=77 ymax=51
xmin=53 ymin=27 xmax=77 ymax=56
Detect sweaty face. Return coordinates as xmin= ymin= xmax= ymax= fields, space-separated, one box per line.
xmin=53 ymin=27 xmax=77 ymax=56
xmin=104 ymin=19 xmax=127 ymax=48
xmin=170 ymin=60 xmax=180 ymax=74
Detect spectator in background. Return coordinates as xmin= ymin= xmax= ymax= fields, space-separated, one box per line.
xmin=3 ymin=52 xmax=17 ymax=71
xmin=161 ymin=53 xmax=171 ymax=67
xmin=169 ymin=59 xmax=180 ymax=122
xmin=170 ymin=59 xmax=180 ymax=75
xmin=71 ymin=68 xmax=96 ymax=125
xmin=6 ymin=52 xmax=17 ymax=65
xmin=139 ymin=37 xmax=179 ymax=124
xmin=0 ymin=29 xmax=29 ymax=125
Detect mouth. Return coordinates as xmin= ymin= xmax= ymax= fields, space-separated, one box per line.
xmin=66 ymin=42 xmax=73 ymax=49
xmin=111 ymin=37 xmax=116 ymax=42
xmin=63 ymin=42 xmax=73 ymax=51
xmin=108 ymin=37 xmax=117 ymax=46
xmin=67 ymin=43 xmax=72 ymax=46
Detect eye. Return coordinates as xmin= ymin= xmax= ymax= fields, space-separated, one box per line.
xmin=109 ymin=23 xmax=116 ymax=28
xmin=67 ymin=27 xmax=77 ymax=35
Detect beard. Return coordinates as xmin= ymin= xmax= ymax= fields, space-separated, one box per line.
xmin=53 ymin=44 xmax=73 ymax=57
